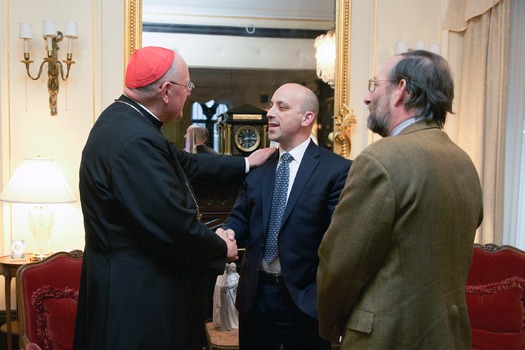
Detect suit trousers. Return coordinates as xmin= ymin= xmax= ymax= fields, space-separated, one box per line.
xmin=238 ymin=273 xmax=330 ymax=350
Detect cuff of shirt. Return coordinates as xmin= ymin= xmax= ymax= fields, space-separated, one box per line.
xmin=244 ymin=158 xmax=250 ymax=173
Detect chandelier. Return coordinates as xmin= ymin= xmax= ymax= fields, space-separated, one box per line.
xmin=314 ymin=31 xmax=336 ymax=88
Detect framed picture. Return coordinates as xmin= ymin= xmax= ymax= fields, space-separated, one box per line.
xmin=10 ymin=240 xmax=26 ymax=260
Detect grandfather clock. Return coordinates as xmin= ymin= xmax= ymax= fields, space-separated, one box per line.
xmin=217 ymin=103 xmax=268 ymax=156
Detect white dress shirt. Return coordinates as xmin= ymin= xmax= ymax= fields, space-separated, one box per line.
xmin=261 ymin=138 xmax=311 ymax=274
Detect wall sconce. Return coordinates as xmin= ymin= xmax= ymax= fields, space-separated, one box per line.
xmin=395 ymin=40 xmax=441 ymax=55
xmin=0 ymin=157 xmax=76 ymax=260
xmin=19 ymin=20 xmax=78 ymax=116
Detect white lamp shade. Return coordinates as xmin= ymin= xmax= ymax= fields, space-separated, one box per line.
xmin=414 ymin=41 xmax=426 ymax=50
xmin=19 ymin=23 xmax=33 ymax=39
xmin=64 ymin=21 xmax=78 ymax=39
xmin=429 ymin=43 xmax=441 ymax=54
xmin=42 ymin=20 xmax=57 ymax=37
xmin=0 ymin=157 xmax=76 ymax=204
xmin=395 ymin=41 xmax=408 ymax=54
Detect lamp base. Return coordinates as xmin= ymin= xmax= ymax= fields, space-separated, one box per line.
xmin=28 ymin=205 xmax=54 ymax=260
xmin=30 ymin=252 xmax=52 ymax=261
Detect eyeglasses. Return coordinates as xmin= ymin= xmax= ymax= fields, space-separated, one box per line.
xmin=162 ymin=81 xmax=196 ymax=92
xmin=368 ymin=79 xmax=393 ymax=93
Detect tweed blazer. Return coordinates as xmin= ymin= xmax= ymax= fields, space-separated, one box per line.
xmin=317 ymin=120 xmax=483 ymax=349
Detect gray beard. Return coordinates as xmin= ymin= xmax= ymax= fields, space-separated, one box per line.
xmin=367 ymin=113 xmax=389 ymax=137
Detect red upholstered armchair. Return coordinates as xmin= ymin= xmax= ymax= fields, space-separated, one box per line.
xmin=16 ymin=250 xmax=83 ymax=350
xmin=466 ymin=244 xmax=525 ymax=349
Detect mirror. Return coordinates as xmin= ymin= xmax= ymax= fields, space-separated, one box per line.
xmin=124 ymin=0 xmax=354 ymax=158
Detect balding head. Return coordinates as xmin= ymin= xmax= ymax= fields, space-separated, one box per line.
xmin=267 ymin=83 xmax=319 ymax=151
xmin=185 ymin=125 xmax=208 ymax=144
xmin=277 ymin=83 xmax=319 ymax=117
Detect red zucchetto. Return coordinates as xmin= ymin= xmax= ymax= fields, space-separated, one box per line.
xmin=125 ymin=46 xmax=175 ymax=88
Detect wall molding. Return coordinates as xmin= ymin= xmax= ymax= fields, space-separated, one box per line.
xmin=143 ymin=23 xmax=326 ymax=39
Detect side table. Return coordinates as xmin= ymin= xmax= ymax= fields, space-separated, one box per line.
xmin=205 ymin=320 xmax=239 ymax=350
xmin=0 ymin=255 xmax=31 ymax=350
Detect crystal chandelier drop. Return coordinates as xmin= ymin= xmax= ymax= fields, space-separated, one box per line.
xmin=314 ymin=31 xmax=336 ymax=88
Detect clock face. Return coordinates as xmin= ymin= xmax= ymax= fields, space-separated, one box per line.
xmin=234 ymin=125 xmax=261 ymax=153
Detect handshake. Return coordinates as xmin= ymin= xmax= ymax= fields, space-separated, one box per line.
xmin=216 ymin=228 xmax=238 ymax=262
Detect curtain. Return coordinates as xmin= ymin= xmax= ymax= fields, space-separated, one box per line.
xmin=443 ymin=0 xmax=510 ymax=244
xmin=503 ymin=0 xmax=525 ymax=249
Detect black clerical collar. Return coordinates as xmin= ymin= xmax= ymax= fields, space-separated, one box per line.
xmin=116 ymin=95 xmax=163 ymax=129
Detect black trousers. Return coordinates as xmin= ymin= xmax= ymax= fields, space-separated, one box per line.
xmin=238 ymin=273 xmax=331 ymax=350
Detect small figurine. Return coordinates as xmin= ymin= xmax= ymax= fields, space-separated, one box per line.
xmin=213 ymin=262 xmax=240 ymax=330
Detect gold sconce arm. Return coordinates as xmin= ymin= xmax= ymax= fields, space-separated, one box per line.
xmin=60 ymin=57 xmax=75 ymax=80
xmin=21 ymin=58 xmax=45 ymax=81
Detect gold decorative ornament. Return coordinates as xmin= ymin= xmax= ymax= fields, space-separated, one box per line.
xmin=332 ymin=103 xmax=357 ymax=158
xmin=332 ymin=0 xmax=354 ymax=158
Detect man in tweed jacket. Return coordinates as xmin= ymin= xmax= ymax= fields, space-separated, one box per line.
xmin=317 ymin=50 xmax=483 ymax=349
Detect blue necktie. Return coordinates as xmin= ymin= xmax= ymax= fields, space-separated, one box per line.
xmin=264 ymin=153 xmax=293 ymax=264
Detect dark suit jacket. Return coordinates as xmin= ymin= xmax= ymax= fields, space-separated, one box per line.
xmin=317 ymin=120 xmax=484 ymax=349
xmin=74 ymin=95 xmax=245 ymax=350
xmin=195 ymin=144 xmax=219 ymax=155
xmin=224 ymin=140 xmax=350 ymax=318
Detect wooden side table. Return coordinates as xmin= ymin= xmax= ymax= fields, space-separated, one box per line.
xmin=0 ymin=255 xmax=31 ymax=350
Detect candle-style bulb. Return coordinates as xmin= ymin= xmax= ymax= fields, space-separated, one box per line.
xmin=64 ymin=21 xmax=78 ymax=55
xmin=19 ymin=23 xmax=33 ymax=56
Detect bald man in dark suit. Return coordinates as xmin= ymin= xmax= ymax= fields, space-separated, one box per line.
xmin=219 ymin=83 xmax=351 ymax=349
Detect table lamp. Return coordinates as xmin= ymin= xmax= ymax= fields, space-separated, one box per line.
xmin=0 ymin=157 xmax=76 ymax=260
